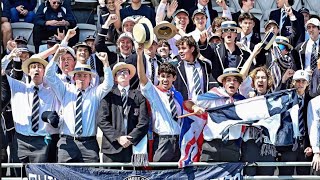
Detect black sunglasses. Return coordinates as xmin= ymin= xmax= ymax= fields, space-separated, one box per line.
xmin=222 ymin=29 xmax=237 ymax=33
xmin=52 ymin=1 xmax=61 ymax=5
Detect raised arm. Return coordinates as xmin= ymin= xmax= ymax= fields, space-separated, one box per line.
xmin=240 ymin=43 xmax=263 ymax=77
xmin=136 ymin=43 xmax=148 ymax=86
xmin=95 ymin=52 xmax=114 ymax=99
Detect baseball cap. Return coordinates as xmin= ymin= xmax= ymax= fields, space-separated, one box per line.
xmin=293 ymin=70 xmax=309 ymax=81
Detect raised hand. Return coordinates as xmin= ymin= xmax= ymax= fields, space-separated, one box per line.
xmin=54 ymin=28 xmax=65 ymax=41
xmin=216 ymin=0 xmax=227 ymax=9
xmin=167 ymin=0 xmax=178 ymax=18
xmin=103 ymin=14 xmax=119 ymax=28
xmin=96 ymin=52 xmax=109 ymax=66
xmin=7 ymin=40 xmax=17 ymax=51
xmin=8 ymin=48 xmax=22 ymax=60
xmin=65 ymin=26 xmax=78 ymax=40
xmin=134 ymin=42 xmax=144 ymax=55
xmin=199 ymin=31 xmax=208 ymax=45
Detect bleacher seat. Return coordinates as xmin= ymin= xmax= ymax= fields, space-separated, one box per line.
xmin=11 ymin=22 xmax=34 ymax=45
xmin=27 ymin=45 xmax=36 ymax=53
xmin=77 ymin=23 xmax=97 ymax=42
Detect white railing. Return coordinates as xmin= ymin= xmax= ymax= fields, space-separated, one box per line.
xmin=1 ymin=162 xmax=319 ymax=180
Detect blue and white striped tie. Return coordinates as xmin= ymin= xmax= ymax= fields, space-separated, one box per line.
xmin=75 ymin=90 xmax=83 ymax=135
xmin=191 ymin=64 xmax=202 ymax=95
xmin=281 ymin=10 xmax=286 ymax=31
xmin=31 ymin=86 xmax=40 ymax=132
xmin=311 ymin=42 xmax=318 ymax=71
xmin=298 ymin=97 xmax=305 ymax=136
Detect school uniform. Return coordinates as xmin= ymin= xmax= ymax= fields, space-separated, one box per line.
xmin=194 ymin=87 xmax=245 ymax=162
xmin=44 ymin=60 xmax=114 ymax=163
xmin=140 ymin=81 xmax=183 ymax=162
xmin=97 ymin=85 xmax=149 ymax=162
xmin=2 ymin=75 xmax=59 ymax=163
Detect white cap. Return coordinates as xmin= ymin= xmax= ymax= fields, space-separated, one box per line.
xmin=293 ymin=70 xmax=309 ymax=81
xmin=305 ymin=18 xmax=320 ymax=28
xmin=122 ymin=16 xmax=136 ymax=27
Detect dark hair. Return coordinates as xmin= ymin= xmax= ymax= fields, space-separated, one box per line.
xmin=158 ymin=39 xmax=171 ymax=50
xmin=288 ymin=0 xmax=294 ymax=6
xmin=238 ymin=0 xmax=243 ymax=7
xmin=158 ymin=62 xmax=177 ymax=76
xmin=249 ymin=66 xmax=273 ymax=90
xmin=175 ymin=36 xmax=199 ymax=59
xmin=222 ymin=76 xmax=243 ymax=84
xmin=238 ymin=12 xmax=255 ymax=23
xmin=212 ymin=16 xmax=229 ymax=32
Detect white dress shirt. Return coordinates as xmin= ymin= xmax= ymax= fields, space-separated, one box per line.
xmin=240 ymin=32 xmax=253 ymax=48
xmin=7 ymin=77 xmax=59 ymax=136
xmin=145 ymin=54 xmax=159 ymax=86
xmin=183 ymin=60 xmax=204 ymax=100
xmin=305 ymin=38 xmax=319 ymax=71
xmin=307 ymin=95 xmax=320 ymax=153
xmin=168 ymin=34 xmax=182 ymax=57
xmin=140 ymin=81 xmax=182 ymax=135
xmin=44 ymin=60 xmax=114 ymax=137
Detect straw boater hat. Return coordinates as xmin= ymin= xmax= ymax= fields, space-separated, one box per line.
xmin=217 ymin=67 xmax=244 ymax=83
xmin=275 ymin=36 xmax=293 ymax=50
xmin=68 ymin=63 xmax=96 ymax=77
xmin=133 ymin=17 xmax=154 ymax=49
xmin=216 ymin=21 xmax=242 ymax=34
xmin=22 ymin=55 xmax=48 ymax=74
xmin=154 ymin=21 xmax=178 ymax=40
xmin=112 ymin=62 xmax=136 ymax=79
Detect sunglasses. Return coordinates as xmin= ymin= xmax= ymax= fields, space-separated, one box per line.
xmin=52 ymin=1 xmax=61 ymax=5
xmin=116 ymin=69 xmax=130 ymax=76
xmin=222 ymin=29 xmax=237 ymax=33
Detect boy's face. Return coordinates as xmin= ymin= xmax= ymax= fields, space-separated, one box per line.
xmin=74 ymin=72 xmax=92 ymax=90
xmin=253 ymin=70 xmax=268 ymax=95
xmin=157 ymin=72 xmax=177 ymax=90
xmin=177 ymin=42 xmax=195 ymax=62
xmin=28 ymin=62 xmax=45 ymax=85
xmin=60 ymin=53 xmax=76 ymax=74
xmin=115 ymin=68 xmax=130 ymax=87
xmin=293 ymin=79 xmax=309 ymax=95
xmin=240 ymin=19 xmax=255 ymax=35
xmin=76 ymin=46 xmax=90 ymax=63
xmin=222 ymin=76 xmax=241 ymax=96
xmin=193 ymin=14 xmax=207 ymax=31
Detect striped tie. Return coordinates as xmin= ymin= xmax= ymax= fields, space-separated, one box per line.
xmin=90 ymin=55 xmax=95 ymax=70
xmin=121 ymin=89 xmax=128 ymax=134
xmin=270 ymin=54 xmax=282 ymax=92
xmin=281 ymin=10 xmax=286 ymax=31
xmin=168 ymin=92 xmax=178 ymax=121
xmin=31 ymin=86 xmax=40 ymax=132
xmin=243 ymin=37 xmax=247 ymax=47
xmin=311 ymin=42 xmax=318 ymax=71
xmin=298 ymin=97 xmax=305 ymax=136
xmin=66 ymin=76 xmax=71 ymax=84
xmin=121 ymin=89 xmax=128 ymax=117
xmin=149 ymin=58 xmax=155 ymax=84
xmin=191 ymin=64 xmax=202 ymax=95
xmin=75 ymin=90 xmax=83 ymax=135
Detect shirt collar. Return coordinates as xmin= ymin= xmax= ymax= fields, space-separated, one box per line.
xmin=30 ymin=82 xmax=44 ymax=90
xmin=308 ymin=38 xmax=319 ymax=45
xmin=197 ymin=3 xmax=206 ymax=9
xmin=118 ymin=84 xmax=130 ymax=93
xmin=241 ymin=31 xmax=253 ymax=40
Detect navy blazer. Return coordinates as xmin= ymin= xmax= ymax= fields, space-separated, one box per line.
xmin=173 ymin=58 xmax=218 ymax=100
xmin=97 ymin=88 xmax=149 ymax=155
xmin=269 ymin=8 xmax=304 ymax=46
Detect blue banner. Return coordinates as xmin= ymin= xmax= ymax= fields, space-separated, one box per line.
xmin=26 ymin=163 xmax=244 ymax=180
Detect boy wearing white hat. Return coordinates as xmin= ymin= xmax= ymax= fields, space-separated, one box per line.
xmin=277 ymin=69 xmax=313 ymax=175
xmin=97 ymin=62 xmax=148 ymax=163
xmin=44 ymin=48 xmax=114 ymax=163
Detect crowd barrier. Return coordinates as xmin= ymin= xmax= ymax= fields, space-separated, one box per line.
xmin=1 ymin=162 xmax=319 ymax=180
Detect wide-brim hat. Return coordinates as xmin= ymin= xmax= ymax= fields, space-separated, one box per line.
xmin=73 ymin=42 xmax=92 ymax=54
xmin=264 ymin=20 xmax=279 ymax=29
xmin=154 ymin=21 xmax=177 ymax=40
xmin=260 ymin=30 xmax=276 ymax=50
xmin=68 ymin=63 xmax=96 ymax=77
xmin=14 ymin=36 xmax=28 ymax=44
xmin=217 ymin=67 xmax=244 ymax=83
xmin=216 ymin=21 xmax=242 ymax=34
xmin=112 ymin=62 xmax=136 ymax=79
xmin=192 ymin=9 xmax=207 ymax=20
xmin=133 ymin=17 xmax=154 ymax=49
xmin=275 ymin=36 xmax=293 ymax=50
xmin=47 ymin=36 xmax=60 ymax=44
xmin=84 ymin=35 xmax=96 ymax=42
xmin=22 ymin=55 xmax=48 ymax=74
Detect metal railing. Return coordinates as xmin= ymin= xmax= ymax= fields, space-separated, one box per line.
xmin=1 ymin=162 xmax=319 ymax=180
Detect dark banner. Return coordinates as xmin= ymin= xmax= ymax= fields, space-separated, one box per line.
xmin=26 ymin=163 xmax=244 ymax=180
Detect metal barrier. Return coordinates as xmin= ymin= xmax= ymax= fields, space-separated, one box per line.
xmin=1 ymin=162 xmax=319 ymax=180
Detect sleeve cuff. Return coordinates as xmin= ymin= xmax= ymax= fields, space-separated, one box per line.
xmin=289 ymin=15 xmax=297 ymax=21
xmin=313 ymin=147 xmax=320 ymax=153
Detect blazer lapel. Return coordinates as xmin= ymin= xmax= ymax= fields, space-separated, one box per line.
xmin=114 ymin=88 xmax=124 ymax=120
xmin=177 ymin=61 xmax=189 ymax=91
xmin=216 ymin=43 xmax=225 ymax=70
xmin=299 ymin=41 xmax=307 ymax=69
xmin=198 ymin=60 xmax=209 ymax=91
xmin=236 ymin=47 xmax=244 ymax=69
xmin=127 ymin=89 xmax=136 ymax=118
